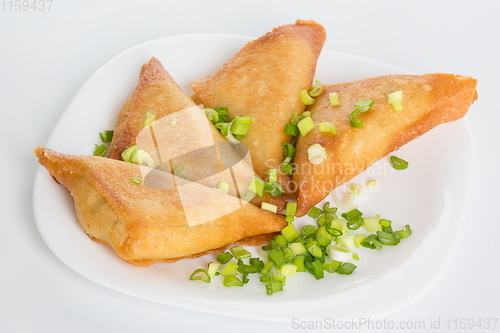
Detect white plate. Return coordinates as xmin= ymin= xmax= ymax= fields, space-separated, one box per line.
xmin=32 ymin=34 xmax=474 ymax=323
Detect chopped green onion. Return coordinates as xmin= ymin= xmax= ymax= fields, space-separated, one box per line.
xmin=329 ymin=92 xmax=340 ymax=106
xmin=280 ymin=264 xmax=297 ymax=276
xmin=264 ymin=182 xmax=285 ymax=196
xmin=280 ymin=157 xmax=294 ymax=176
xmin=307 ymin=260 xmax=324 ymax=280
xmin=391 ymin=101 xmax=404 ymax=112
xmin=284 ymin=123 xmax=299 ymax=137
xmin=307 ymin=143 xmax=327 ymax=165
xmin=337 ymin=262 xmax=357 ymax=275
xmin=360 ymin=234 xmax=383 ymax=250
xmin=230 ymin=246 xmax=252 ymax=259
xmin=366 ymin=179 xmax=378 ymax=188
xmin=204 ymin=108 xmax=219 ymax=123
xmin=99 ymin=130 xmax=114 ymax=143
xmin=352 ymin=253 xmax=360 ymax=260
xmin=144 ymin=111 xmax=156 ymax=128
xmin=281 ymin=223 xmax=300 ymax=242
xmin=267 ymin=169 xmax=278 ymax=183
xmin=293 ymin=255 xmax=306 ymax=272
xmin=390 ymin=155 xmax=409 ymax=170
xmin=323 ymin=260 xmax=342 ymax=273
xmin=288 ymin=242 xmax=307 ymax=256
xmin=284 ymin=202 xmax=297 ymax=223
xmin=230 ymin=116 xmax=253 ymax=136
xmin=130 ymin=149 xmax=150 ymax=165
xmin=268 ymin=249 xmax=285 ymax=268
xmin=130 ymin=177 xmax=142 ymax=184
xmin=237 ymin=263 xmax=259 ymax=274
xmin=281 ymin=142 xmax=296 ymax=159
xmin=387 ymin=90 xmax=403 ymax=105
xmin=376 ymin=231 xmax=401 ymax=246
xmin=308 ymin=80 xmax=324 ymax=97
xmin=223 ymin=275 xmax=243 ymax=287
xmin=316 ymin=226 xmax=333 ymax=247
xmin=354 ymin=99 xmax=375 ymax=113
xmin=300 ymin=89 xmax=315 ymax=105
xmin=121 ymin=145 xmax=138 ymax=162
xmin=319 ymin=121 xmax=337 ymax=135
xmin=93 ymin=144 xmax=107 ymax=157
xmin=248 ymin=176 xmax=265 ymax=197
xmin=173 ymin=165 xmax=185 ymax=178
xmin=189 ymin=268 xmax=211 ymax=283
xmin=394 ymin=225 xmax=413 ymax=239
xmin=273 ymin=235 xmax=289 ymax=249
xmin=363 ymin=214 xmax=382 ymax=233
xmin=217 ymin=181 xmax=230 ymax=193
xmin=308 ymin=206 xmax=323 ymax=219
xmin=261 ymin=202 xmax=278 ymax=213
xmin=220 ymin=261 xmax=239 ymax=276
xmin=305 ymin=240 xmax=323 ymax=259
xmin=354 ymin=234 xmax=367 ymax=248
xmin=265 ymin=281 xmax=283 ymax=295
xmin=260 ymin=275 xmax=272 ymax=283
xmin=260 ymin=260 xmax=275 ymax=275
xmin=297 ymin=116 xmax=315 ymax=137
xmin=349 ymin=110 xmax=363 ymax=128
xmin=215 ymin=122 xmax=231 ymax=136
xmin=207 ymin=262 xmax=220 ymax=278
xmin=216 ymin=252 xmax=233 ymax=264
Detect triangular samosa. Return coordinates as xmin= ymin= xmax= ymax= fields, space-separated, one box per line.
xmin=292 ymin=73 xmax=478 ymax=216
xmin=35 ymin=147 xmax=287 ymax=266
xmin=190 ymin=20 xmax=326 ymax=193
xmin=107 ymin=57 xmax=285 ymax=209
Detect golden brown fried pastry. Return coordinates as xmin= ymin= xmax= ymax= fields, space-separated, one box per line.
xmin=292 ymin=73 xmax=478 ymax=216
xmin=107 ymin=57 xmax=285 ymax=209
xmin=190 ymin=20 xmax=326 ymax=193
xmin=34 ymin=146 xmax=287 ymax=266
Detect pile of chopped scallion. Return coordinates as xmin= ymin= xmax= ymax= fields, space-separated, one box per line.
xmin=190 ymin=201 xmax=412 ymax=295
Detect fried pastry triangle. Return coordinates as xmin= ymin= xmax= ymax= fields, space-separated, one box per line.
xmin=292 ymin=73 xmax=478 ymax=216
xmin=34 ymin=147 xmax=287 ymax=266
xmin=190 ymin=20 xmax=326 ymax=192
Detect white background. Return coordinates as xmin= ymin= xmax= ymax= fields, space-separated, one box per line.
xmin=1 ymin=1 xmax=499 ymax=332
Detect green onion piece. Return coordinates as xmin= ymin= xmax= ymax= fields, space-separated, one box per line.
xmin=316 ymin=226 xmax=334 ymax=247
xmin=355 ymin=99 xmax=375 ymax=113
xmin=189 ymin=268 xmax=211 ymax=283
xmin=297 ymin=116 xmax=315 ymax=137
xmin=173 ymin=165 xmax=185 ymax=179
xmin=214 ymin=107 xmax=230 ymax=123
xmin=387 ymin=90 xmax=403 ymax=105
xmin=264 ymin=182 xmax=285 ymax=196
xmin=300 ymin=89 xmax=315 ymax=105
xmin=273 ymin=235 xmax=289 ymax=249
xmin=130 ymin=149 xmax=151 ymax=165
xmin=329 ymin=92 xmax=340 ymax=106
xmin=267 ymin=168 xmax=278 ymax=183
xmin=217 ymin=181 xmax=230 ymax=193
xmin=380 ymin=219 xmax=393 ymax=233
xmin=307 ymin=260 xmax=325 ymax=280
xmin=216 ymin=252 xmax=233 ymax=264
xmin=337 ymin=262 xmax=357 ymax=275
xmin=221 ymin=261 xmax=239 ymax=276
xmin=366 ymin=179 xmax=378 ymax=188
xmin=342 ymin=209 xmax=364 ymax=230
xmin=248 ymin=176 xmax=265 ymax=197
xmin=349 ymin=110 xmax=363 ymax=128
xmin=281 ymin=223 xmax=300 ymax=242
xmin=285 ymin=202 xmax=297 ymax=217
xmin=130 ymin=177 xmax=142 ymax=184
xmin=237 ymin=263 xmax=259 ymax=274
xmin=305 ymin=240 xmax=323 ymax=259
xmin=268 ymin=249 xmax=285 ymax=268
xmin=354 ymin=234 xmax=366 ymax=248
xmin=260 ymin=261 xmax=275 ymax=275
xmin=376 ymin=231 xmax=401 ymax=246
xmin=265 ymin=281 xmax=283 ymax=295
xmin=284 ymin=123 xmax=299 ymax=137
xmin=121 ymin=145 xmax=138 ymax=162
xmin=281 ymin=142 xmax=296 ymax=159
xmin=360 ymin=234 xmax=383 ymax=250
xmin=280 ymin=264 xmax=297 ymax=277
xmin=207 ymin=262 xmax=220 ymax=278
xmin=394 ymin=225 xmax=413 ymax=239
xmin=319 ymin=121 xmax=337 ymax=135
xmin=230 ymin=246 xmax=252 ymax=259
xmin=363 ymin=214 xmax=382 ymax=233
xmin=308 ymin=207 xmax=323 ymax=219
xmin=272 ymin=269 xmax=287 ymax=282
xmin=391 ymin=101 xmax=404 ymax=112
xmin=323 ymin=260 xmax=342 ymax=273
xmin=288 ymin=242 xmax=307 ymax=256
xmin=352 ymin=253 xmax=360 ymax=260
xmin=390 ymin=155 xmax=409 ymax=170
xmin=144 ymin=111 xmax=156 ymax=128
xmin=293 ymin=255 xmax=306 ymax=272
xmin=230 ymin=116 xmax=253 ymax=136
xmin=307 ymin=143 xmax=327 ymax=165
xmin=260 ymin=275 xmax=272 ymax=283
xmin=261 ymin=202 xmax=278 ymax=213
xmin=99 ymin=130 xmax=114 ymax=143
xmin=223 ymin=275 xmax=243 ymax=287
xmin=308 ymin=80 xmax=324 ymax=97
xmin=289 ymin=112 xmax=301 ymax=126
xmin=300 ymin=225 xmax=317 ymax=238
xmin=215 ymin=122 xmax=231 ymax=136
xmin=93 ymin=144 xmax=107 ymax=157
xmin=280 ymin=156 xmax=294 ymax=176
xmin=282 ymin=247 xmax=294 ymax=263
